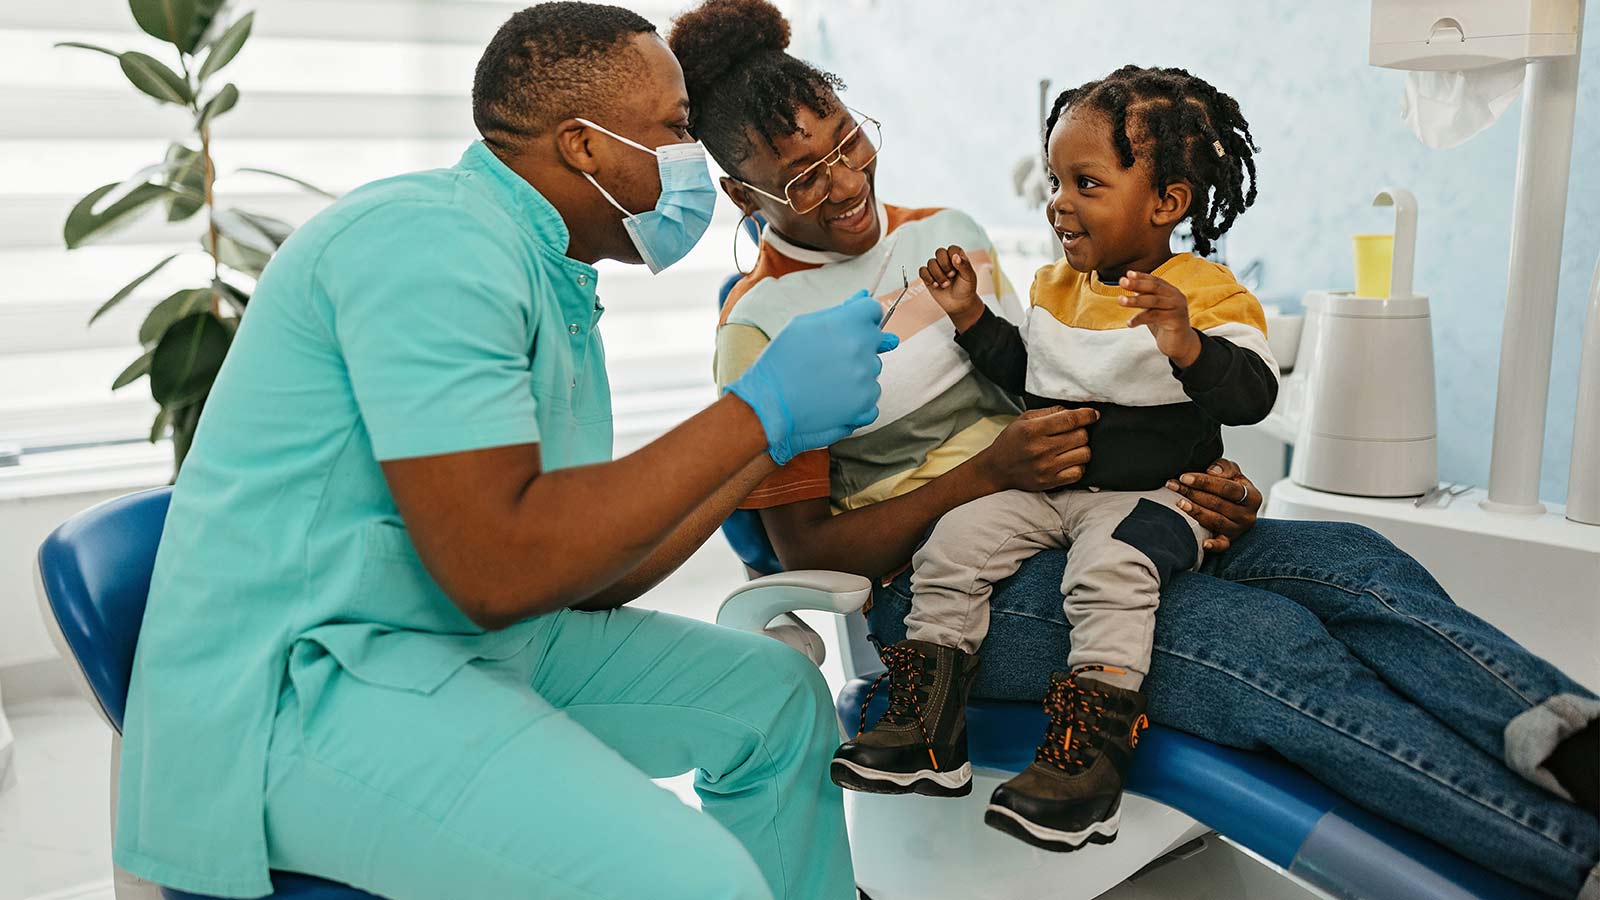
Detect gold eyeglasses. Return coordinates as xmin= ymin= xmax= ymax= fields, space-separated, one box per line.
xmin=733 ymin=111 xmax=882 ymax=215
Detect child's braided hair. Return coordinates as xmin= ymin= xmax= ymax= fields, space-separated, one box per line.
xmin=1044 ymin=66 xmax=1258 ymax=257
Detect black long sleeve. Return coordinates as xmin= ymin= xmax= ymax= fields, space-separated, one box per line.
xmin=953 ymin=307 xmax=1029 ymax=396
xmin=1172 ymin=330 xmax=1279 ymax=426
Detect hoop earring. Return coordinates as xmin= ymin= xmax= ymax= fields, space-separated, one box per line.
xmin=733 ymin=212 xmax=756 ymax=276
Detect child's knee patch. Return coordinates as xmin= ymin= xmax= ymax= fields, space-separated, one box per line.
xmin=1111 ymin=499 xmax=1200 ymax=585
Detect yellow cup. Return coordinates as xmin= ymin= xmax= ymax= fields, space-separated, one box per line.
xmin=1353 ymin=233 xmax=1395 ymax=298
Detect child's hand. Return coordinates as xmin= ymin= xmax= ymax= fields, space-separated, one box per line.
xmin=1120 ymin=271 xmax=1202 ymax=368
xmin=919 ymin=245 xmax=984 ymax=333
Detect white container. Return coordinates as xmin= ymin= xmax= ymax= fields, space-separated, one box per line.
xmin=1290 ymin=188 xmax=1439 ymax=498
xmin=1370 ymin=0 xmax=1580 ymax=70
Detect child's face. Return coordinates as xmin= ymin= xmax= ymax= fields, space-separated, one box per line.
xmin=1044 ymin=108 xmax=1169 ymax=279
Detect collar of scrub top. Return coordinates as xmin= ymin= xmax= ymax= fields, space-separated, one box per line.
xmin=458 ymin=141 xmax=601 ymax=295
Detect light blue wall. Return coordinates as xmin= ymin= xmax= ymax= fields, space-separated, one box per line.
xmin=800 ymin=1 xmax=1598 ymax=503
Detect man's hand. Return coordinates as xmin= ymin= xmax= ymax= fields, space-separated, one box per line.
xmin=1119 ymin=270 xmax=1201 ymax=368
xmin=974 ymin=406 xmax=1098 ymax=493
xmin=919 ymin=245 xmax=985 ymax=333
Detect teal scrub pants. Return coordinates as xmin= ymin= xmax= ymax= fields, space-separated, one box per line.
xmin=262 ymin=607 xmax=854 ymax=900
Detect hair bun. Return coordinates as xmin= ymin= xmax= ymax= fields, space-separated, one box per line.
xmin=670 ymin=0 xmax=791 ymax=97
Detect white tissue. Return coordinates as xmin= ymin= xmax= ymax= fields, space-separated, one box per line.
xmin=1401 ymin=61 xmax=1526 ymax=149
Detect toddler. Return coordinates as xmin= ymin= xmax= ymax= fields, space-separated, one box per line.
xmin=831 ymin=66 xmax=1279 ymax=853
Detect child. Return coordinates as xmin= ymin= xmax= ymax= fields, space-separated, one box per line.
xmin=831 ymin=66 xmax=1279 ymax=852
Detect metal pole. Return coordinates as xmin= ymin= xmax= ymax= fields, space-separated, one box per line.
xmin=1483 ymin=0 xmax=1586 ymax=514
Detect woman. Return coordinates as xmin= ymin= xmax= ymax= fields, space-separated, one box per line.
xmin=667 ymin=2 xmax=1600 ymax=897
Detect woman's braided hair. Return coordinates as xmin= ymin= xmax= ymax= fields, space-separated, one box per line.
xmin=1044 ymin=66 xmax=1258 ymax=257
xmin=668 ymin=0 xmax=845 ymax=177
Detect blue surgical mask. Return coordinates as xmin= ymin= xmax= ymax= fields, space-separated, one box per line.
xmin=576 ymin=118 xmax=716 ymax=274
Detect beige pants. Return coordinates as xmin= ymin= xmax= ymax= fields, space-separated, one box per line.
xmin=906 ymin=488 xmax=1208 ymax=690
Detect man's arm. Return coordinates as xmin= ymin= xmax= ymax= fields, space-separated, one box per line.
xmin=384 ymin=395 xmax=771 ymax=628
xmin=574 ymin=455 xmax=774 ymax=610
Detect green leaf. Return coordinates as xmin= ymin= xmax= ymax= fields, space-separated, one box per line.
xmin=202 ymin=231 xmax=270 ymax=278
xmin=54 ymin=41 xmax=122 ymax=59
xmin=169 ymin=399 xmax=205 ymax=474
xmin=216 ymin=278 xmax=250 ymax=312
xmin=120 ymin=52 xmax=192 ymax=105
xmin=139 ymin=287 xmax=213 ymax=346
xmin=214 ymin=208 xmax=279 ymax=254
xmin=129 ymin=0 xmax=197 ymax=48
xmin=197 ymin=12 xmax=251 ymax=82
xmin=160 ymin=143 xmax=205 ymax=222
xmin=63 ymin=182 xmax=168 ymax=249
xmin=94 ymin=160 xmax=188 ymax=216
xmin=236 ymin=167 xmax=337 ymax=199
xmin=150 ymin=312 xmax=231 ymax=406
xmin=185 ymin=0 xmax=229 ymax=54
xmin=112 ymin=348 xmax=156 ymax=389
xmin=148 ymin=405 xmax=173 ymax=443
xmin=89 ymin=253 xmax=180 ymax=325
xmin=233 ymin=209 xmax=293 ymax=247
xmin=197 ymin=82 xmax=238 ymax=127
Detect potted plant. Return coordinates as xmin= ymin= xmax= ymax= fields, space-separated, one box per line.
xmin=58 ymin=0 xmax=331 ymax=473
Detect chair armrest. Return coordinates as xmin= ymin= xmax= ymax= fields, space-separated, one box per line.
xmin=716 ymin=570 xmax=873 ymax=666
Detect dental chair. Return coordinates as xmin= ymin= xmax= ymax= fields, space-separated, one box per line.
xmin=34 ymin=487 xmax=383 ymax=900
xmin=712 ymin=259 xmax=1542 ymax=900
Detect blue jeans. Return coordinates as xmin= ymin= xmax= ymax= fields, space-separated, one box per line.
xmin=866 ymin=519 xmax=1600 ymax=898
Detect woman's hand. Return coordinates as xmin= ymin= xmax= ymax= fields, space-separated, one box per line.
xmin=1165 ymin=458 xmax=1261 ymax=552
xmin=920 ymin=245 xmax=986 ymax=333
xmin=974 ymin=406 xmax=1098 ymax=493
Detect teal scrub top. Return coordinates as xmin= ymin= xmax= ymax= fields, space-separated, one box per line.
xmin=115 ymin=142 xmax=613 ymax=897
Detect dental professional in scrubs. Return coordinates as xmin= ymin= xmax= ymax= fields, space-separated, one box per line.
xmin=112 ymin=5 xmax=890 ymax=899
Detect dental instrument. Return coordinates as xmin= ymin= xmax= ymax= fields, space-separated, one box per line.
xmin=879 ymin=268 xmax=911 ymax=328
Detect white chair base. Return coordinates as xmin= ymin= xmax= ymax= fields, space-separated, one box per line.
xmin=847 ymin=770 xmax=1208 ymax=900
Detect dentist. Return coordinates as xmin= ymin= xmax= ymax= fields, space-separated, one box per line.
xmin=114 ymin=5 xmax=881 ymax=899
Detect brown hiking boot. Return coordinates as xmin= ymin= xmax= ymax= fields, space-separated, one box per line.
xmin=830 ymin=639 xmax=980 ymax=797
xmin=985 ymin=666 xmax=1149 ymax=851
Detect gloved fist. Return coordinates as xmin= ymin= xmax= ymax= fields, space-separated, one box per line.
xmin=727 ymin=290 xmax=899 ymax=465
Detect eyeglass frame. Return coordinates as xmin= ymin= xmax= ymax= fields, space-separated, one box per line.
xmin=729 ymin=109 xmax=882 ymax=216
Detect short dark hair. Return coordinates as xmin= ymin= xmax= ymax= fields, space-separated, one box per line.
xmin=472 ymin=2 xmax=658 ymax=151
xmin=668 ymin=0 xmax=844 ymax=176
xmin=1045 ymin=66 xmax=1260 ymax=257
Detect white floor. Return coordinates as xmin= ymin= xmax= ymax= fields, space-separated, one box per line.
xmin=0 ymin=535 xmax=1311 ymax=900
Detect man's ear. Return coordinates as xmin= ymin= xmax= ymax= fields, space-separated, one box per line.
xmin=1153 ymin=181 xmax=1193 ymax=228
xmin=720 ymin=176 xmax=759 ymax=219
xmin=553 ymin=119 xmax=601 ymax=175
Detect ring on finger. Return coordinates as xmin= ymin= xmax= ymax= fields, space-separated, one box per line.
xmin=1234 ymin=481 xmax=1249 ymax=504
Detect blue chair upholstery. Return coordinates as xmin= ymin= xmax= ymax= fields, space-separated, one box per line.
xmin=35 ymin=487 xmax=382 ymax=900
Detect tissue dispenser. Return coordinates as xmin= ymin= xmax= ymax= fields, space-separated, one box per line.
xmin=1290 ymin=291 xmax=1438 ymax=498
xmin=1291 ymin=187 xmax=1438 ymax=498
xmin=1370 ymin=0 xmax=1580 ymax=70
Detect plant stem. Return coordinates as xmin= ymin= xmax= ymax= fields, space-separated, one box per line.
xmin=201 ymin=121 xmax=221 ymax=315
xmin=179 ymin=48 xmax=222 ymax=316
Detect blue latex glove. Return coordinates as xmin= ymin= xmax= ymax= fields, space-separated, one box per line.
xmin=728 ymin=290 xmax=900 ymax=465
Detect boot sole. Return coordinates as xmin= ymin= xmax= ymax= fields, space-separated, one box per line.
xmin=983 ymin=803 xmax=1119 ymax=852
xmin=830 ymin=758 xmax=973 ymax=797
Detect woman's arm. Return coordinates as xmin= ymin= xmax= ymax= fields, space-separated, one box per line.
xmin=762 ymin=407 xmax=1098 ymax=577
